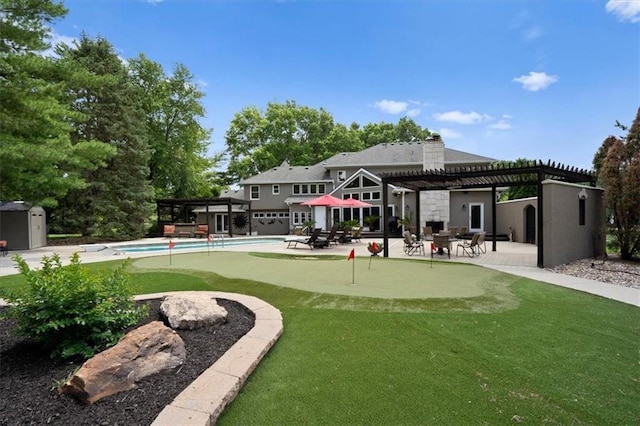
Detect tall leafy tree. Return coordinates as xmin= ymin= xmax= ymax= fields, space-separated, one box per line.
xmin=0 ymin=0 xmax=113 ymax=206
xmin=128 ymin=54 xmax=217 ymax=198
xmin=53 ymin=36 xmax=154 ymax=239
xmin=495 ymin=158 xmax=539 ymax=200
xmin=225 ymin=101 xmax=338 ymax=182
xmin=593 ymin=108 xmax=640 ymax=260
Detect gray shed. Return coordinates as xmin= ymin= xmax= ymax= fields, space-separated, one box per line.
xmin=0 ymin=201 xmax=47 ymax=250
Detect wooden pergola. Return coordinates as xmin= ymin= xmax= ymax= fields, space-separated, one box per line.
xmin=380 ymin=160 xmax=597 ymax=267
xmin=156 ymin=197 xmax=251 ymax=238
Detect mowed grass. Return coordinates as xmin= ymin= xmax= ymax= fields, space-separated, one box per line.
xmin=0 ymin=252 xmax=637 ymax=424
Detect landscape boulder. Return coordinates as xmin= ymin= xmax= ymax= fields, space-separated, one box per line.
xmin=59 ymin=321 xmax=186 ymax=405
xmin=160 ymin=294 xmax=228 ymax=330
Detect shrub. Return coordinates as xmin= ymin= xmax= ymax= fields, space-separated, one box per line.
xmin=1 ymin=253 xmax=147 ymax=359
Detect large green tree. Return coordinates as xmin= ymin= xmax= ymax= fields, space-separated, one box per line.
xmin=128 ymin=54 xmax=218 ymax=198
xmin=593 ymin=108 xmax=640 ymax=260
xmin=224 ymin=102 xmax=433 ymax=183
xmin=53 ymin=36 xmax=154 ymax=239
xmin=0 ymin=0 xmax=113 ymax=207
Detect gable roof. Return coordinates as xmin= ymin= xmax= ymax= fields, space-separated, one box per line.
xmin=321 ymin=142 xmax=496 ymax=168
xmin=239 ymin=141 xmax=497 ymax=185
xmin=239 ymin=162 xmax=331 ymax=185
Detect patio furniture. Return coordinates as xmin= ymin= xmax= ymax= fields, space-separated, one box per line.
xmin=448 ymin=226 xmax=459 ymax=238
xmin=403 ymin=231 xmax=424 ymax=256
xmin=456 ymin=232 xmax=481 ymax=257
xmin=321 ymin=225 xmax=340 ymax=246
xmin=477 ymin=232 xmax=487 ymax=254
xmin=422 ymin=226 xmax=433 ymax=240
xmin=458 ymin=226 xmax=468 ymax=237
xmin=431 ymin=234 xmax=451 ymax=259
xmin=163 ymin=225 xmax=176 ymax=238
xmin=193 ymin=224 xmax=209 ymax=238
xmin=0 ymin=240 xmax=7 ymax=257
xmin=285 ymin=228 xmax=328 ymax=249
xmin=350 ymin=227 xmax=362 ymax=243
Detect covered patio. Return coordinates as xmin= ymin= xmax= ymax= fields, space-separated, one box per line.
xmin=380 ymin=160 xmax=600 ymax=267
xmin=156 ymin=197 xmax=252 ymax=238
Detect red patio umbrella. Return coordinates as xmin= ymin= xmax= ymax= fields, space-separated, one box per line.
xmin=300 ymin=194 xmax=346 ymax=207
xmin=341 ymin=197 xmax=373 ymax=208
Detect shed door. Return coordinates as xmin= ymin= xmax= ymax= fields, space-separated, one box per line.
xmin=30 ymin=212 xmax=46 ymax=249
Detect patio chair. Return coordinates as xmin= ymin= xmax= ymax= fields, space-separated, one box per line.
xmin=193 ymin=224 xmax=209 ymax=238
xmin=285 ymin=228 xmax=328 ymax=249
xmin=477 ymin=232 xmax=487 ymax=254
xmin=458 ymin=226 xmax=468 ymax=238
xmin=448 ymin=226 xmax=458 ymax=238
xmin=422 ymin=226 xmax=433 ymax=240
xmin=350 ymin=227 xmax=363 ymax=243
xmin=163 ymin=224 xmax=176 ymax=238
xmin=323 ymin=225 xmax=340 ymax=247
xmin=431 ymin=234 xmax=451 ymax=259
xmin=0 ymin=240 xmax=7 ymax=257
xmin=403 ymin=231 xmax=424 ymax=256
xmin=456 ymin=232 xmax=481 ymax=257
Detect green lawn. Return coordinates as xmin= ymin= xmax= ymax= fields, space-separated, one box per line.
xmin=1 ymin=252 xmax=637 ymax=424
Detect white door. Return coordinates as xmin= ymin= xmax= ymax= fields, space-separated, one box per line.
xmin=314 ymin=206 xmax=327 ymax=231
xmin=469 ymin=203 xmax=484 ymax=232
xmin=214 ymin=214 xmax=229 ymax=233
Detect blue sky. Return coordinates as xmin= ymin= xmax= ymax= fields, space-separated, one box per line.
xmin=50 ymin=0 xmax=639 ymax=170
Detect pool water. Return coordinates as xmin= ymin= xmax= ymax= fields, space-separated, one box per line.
xmin=111 ymin=237 xmax=283 ymax=254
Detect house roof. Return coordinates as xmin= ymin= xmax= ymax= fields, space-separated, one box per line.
xmin=239 ymin=142 xmax=496 ymax=185
xmin=239 ymin=162 xmax=331 ymax=185
xmin=0 ymin=201 xmax=35 ymax=211
xmin=321 ymin=142 xmax=496 ymax=168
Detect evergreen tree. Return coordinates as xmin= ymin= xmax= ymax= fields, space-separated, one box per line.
xmin=0 ymin=0 xmax=113 ymax=207
xmin=54 ymin=36 xmax=154 ymax=239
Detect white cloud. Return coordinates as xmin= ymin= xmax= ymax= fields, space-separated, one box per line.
xmin=502 ymin=114 xmax=513 ymax=119
xmin=438 ymin=128 xmax=462 ymax=139
xmin=42 ymin=32 xmax=77 ymax=57
xmin=523 ymin=26 xmax=542 ymax=41
xmin=373 ymin=100 xmax=408 ymax=114
xmin=197 ymin=78 xmax=209 ymax=88
xmin=433 ymin=110 xmax=484 ymax=125
xmin=143 ymin=0 xmax=163 ymax=4
xmin=488 ymin=120 xmax=511 ymax=130
xmin=606 ymin=0 xmax=640 ymax=23
xmin=406 ymin=109 xmax=420 ymax=118
xmin=512 ymin=71 xmax=558 ymax=91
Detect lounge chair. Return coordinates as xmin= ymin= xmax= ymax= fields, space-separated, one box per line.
xmin=163 ymin=224 xmax=176 ymax=238
xmin=456 ymin=232 xmax=481 ymax=257
xmin=403 ymin=231 xmax=424 ymax=256
xmin=431 ymin=234 xmax=451 ymax=259
xmin=322 ymin=225 xmax=340 ymax=247
xmin=193 ymin=224 xmax=209 ymax=238
xmin=285 ymin=228 xmax=328 ymax=249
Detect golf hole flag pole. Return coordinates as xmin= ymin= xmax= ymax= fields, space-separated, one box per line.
xmin=206 ymin=234 xmax=212 ymax=255
xmin=168 ymin=239 xmax=176 ymax=265
xmin=430 ymin=242 xmax=435 ymax=268
xmin=347 ymin=248 xmax=355 ymax=285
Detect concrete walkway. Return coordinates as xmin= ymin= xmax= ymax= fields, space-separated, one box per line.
xmin=0 ymin=237 xmax=638 ymax=307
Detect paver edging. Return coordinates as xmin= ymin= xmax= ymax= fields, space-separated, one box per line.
xmin=141 ymin=291 xmax=283 ymax=426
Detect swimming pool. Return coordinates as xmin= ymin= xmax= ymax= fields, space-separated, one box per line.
xmin=110 ymin=237 xmax=284 ymax=254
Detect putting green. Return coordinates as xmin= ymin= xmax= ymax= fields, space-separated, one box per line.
xmin=132 ymin=252 xmax=509 ymax=300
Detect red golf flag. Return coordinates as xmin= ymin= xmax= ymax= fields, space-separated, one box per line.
xmin=206 ymin=234 xmax=212 ymax=243
xmin=347 ymin=248 xmax=355 ymax=261
xmin=169 ymin=240 xmax=176 ymax=249
xmin=371 ymin=242 xmax=379 ymax=252
xmin=431 ymin=242 xmax=435 ymax=252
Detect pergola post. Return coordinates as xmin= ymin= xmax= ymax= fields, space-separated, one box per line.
xmin=383 ymin=181 xmax=389 ymax=257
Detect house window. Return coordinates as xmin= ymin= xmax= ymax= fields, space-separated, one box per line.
xmin=345 ymin=177 xmax=359 ymax=189
xmin=250 ymin=185 xmax=260 ymax=200
xmin=318 ymin=184 xmax=325 ymax=193
xmin=579 ymin=199 xmax=586 ymax=226
xmin=301 ymin=184 xmax=309 ymax=194
xmin=272 ymin=184 xmax=280 ymax=195
xmin=338 ymin=170 xmax=346 ymax=182
xmin=362 ymin=176 xmax=377 ymax=187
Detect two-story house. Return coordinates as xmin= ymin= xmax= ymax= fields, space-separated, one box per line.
xmin=199 ymin=139 xmax=497 ymax=236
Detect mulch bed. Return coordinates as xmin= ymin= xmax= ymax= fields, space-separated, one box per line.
xmin=0 ymin=298 xmax=255 ymax=425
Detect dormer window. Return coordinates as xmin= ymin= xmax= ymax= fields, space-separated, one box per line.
xmin=338 ymin=170 xmax=346 ymax=182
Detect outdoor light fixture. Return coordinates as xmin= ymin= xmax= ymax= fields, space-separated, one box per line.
xmin=462 ymin=204 xmax=467 ymax=210
xmin=578 ymin=189 xmax=588 ymax=200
